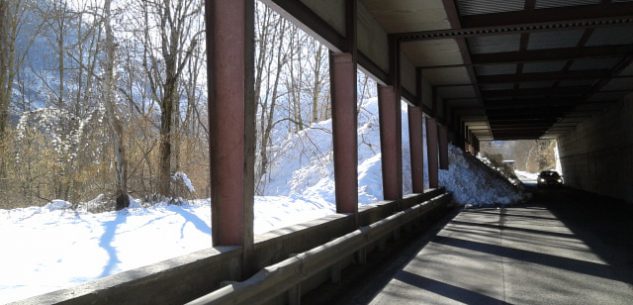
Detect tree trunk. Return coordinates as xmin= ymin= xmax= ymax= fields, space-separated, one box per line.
xmin=158 ymin=82 xmax=174 ymax=197
xmin=0 ymin=0 xmax=19 ymax=183
xmin=311 ymin=44 xmax=323 ymax=123
xmin=256 ymin=18 xmax=287 ymax=192
xmin=104 ymin=0 xmax=129 ymax=209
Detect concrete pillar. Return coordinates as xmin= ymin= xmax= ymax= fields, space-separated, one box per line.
xmin=206 ymin=0 xmax=255 ymax=250
xmin=379 ymin=85 xmax=403 ymax=200
xmin=408 ymin=106 xmax=424 ymax=193
xmin=439 ymin=124 xmax=449 ymax=170
xmin=330 ymin=52 xmax=358 ymax=214
xmin=426 ymin=117 xmax=439 ymax=188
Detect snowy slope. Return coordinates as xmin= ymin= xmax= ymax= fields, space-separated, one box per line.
xmin=262 ymin=98 xmax=388 ymax=204
xmin=440 ymin=144 xmax=526 ymax=205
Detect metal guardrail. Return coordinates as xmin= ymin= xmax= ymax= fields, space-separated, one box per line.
xmin=186 ymin=193 xmax=450 ymax=305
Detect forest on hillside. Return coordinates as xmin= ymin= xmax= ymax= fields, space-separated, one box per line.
xmin=0 ymin=0 xmax=377 ymax=209
xmin=479 ymin=139 xmax=559 ymax=173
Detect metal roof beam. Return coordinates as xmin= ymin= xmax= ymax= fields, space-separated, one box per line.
xmin=478 ymin=69 xmax=610 ymax=83
xmin=472 ymin=45 xmax=633 ymax=64
xmin=461 ymin=2 xmax=633 ymax=28
xmin=484 ymin=99 xmax=593 ymax=109
xmin=481 ymin=86 xmax=590 ymax=98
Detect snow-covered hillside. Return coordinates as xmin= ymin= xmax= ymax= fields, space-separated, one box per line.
xmin=0 ymin=97 xmax=524 ymax=303
xmin=262 ymin=97 xmax=391 ymax=203
xmin=440 ymin=145 xmax=527 ymax=205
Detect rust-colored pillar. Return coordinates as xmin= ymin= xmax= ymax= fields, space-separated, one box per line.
xmin=330 ymin=52 xmax=358 ymax=214
xmin=379 ymin=85 xmax=403 ymax=200
xmin=206 ymin=0 xmax=255 ymax=249
xmin=426 ymin=117 xmax=439 ymax=188
xmin=439 ymin=124 xmax=449 ymax=170
xmin=408 ymin=106 xmax=424 ymax=193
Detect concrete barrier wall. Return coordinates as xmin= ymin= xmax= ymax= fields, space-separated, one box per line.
xmin=186 ymin=193 xmax=450 ymax=305
xmin=558 ymin=94 xmax=633 ymax=204
xmin=15 ymin=189 xmax=446 ymax=305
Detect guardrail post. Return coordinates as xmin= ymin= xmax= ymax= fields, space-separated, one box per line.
xmin=330 ymin=263 xmax=342 ymax=284
xmin=426 ymin=117 xmax=439 ymax=188
xmin=288 ymin=284 xmax=301 ymax=305
xmin=356 ymin=247 xmax=368 ymax=264
xmin=206 ymin=0 xmax=255 ymax=273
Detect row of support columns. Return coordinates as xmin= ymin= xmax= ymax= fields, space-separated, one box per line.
xmin=205 ymin=1 xmax=449 ymax=271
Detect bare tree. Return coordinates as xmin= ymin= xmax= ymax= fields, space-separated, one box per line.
xmin=137 ymin=0 xmax=202 ymax=197
xmin=103 ymin=0 xmax=129 ymax=209
xmin=133 ymin=0 xmax=202 ymax=197
xmin=0 ymin=0 xmax=25 ymax=181
xmin=309 ymin=42 xmax=327 ymax=123
xmin=254 ymin=4 xmax=290 ymax=193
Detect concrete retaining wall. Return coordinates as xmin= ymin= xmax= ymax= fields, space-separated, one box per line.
xmin=558 ymin=94 xmax=633 ymax=205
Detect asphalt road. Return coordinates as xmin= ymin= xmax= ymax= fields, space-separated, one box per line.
xmin=306 ymin=187 xmax=633 ymax=305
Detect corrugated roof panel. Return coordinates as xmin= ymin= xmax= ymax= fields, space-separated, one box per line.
xmin=618 ymin=63 xmax=633 ymax=76
xmin=437 ymin=86 xmax=478 ymax=99
xmin=527 ymin=30 xmax=584 ymax=50
xmin=558 ymin=79 xmax=596 ymax=87
xmin=519 ymin=81 xmax=556 ymax=88
xmin=522 ymin=61 xmax=567 ymax=73
xmin=446 ymin=98 xmax=481 ymax=107
xmin=423 ymin=67 xmax=472 ymax=85
xmin=476 ymin=64 xmax=517 ymax=76
xmin=602 ymin=78 xmax=633 ymax=91
xmin=468 ymin=34 xmax=521 ymax=54
xmin=535 ymin=0 xmax=600 ymax=9
xmin=457 ymin=0 xmax=524 ymax=16
xmin=480 ymin=83 xmax=514 ymax=90
xmin=569 ymin=58 xmax=619 ymax=71
xmin=588 ymin=91 xmax=627 ymax=101
xmin=484 ymin=96 xmax=514 ymax=101
xmin=586 ymin=25 xmax=633 ymax=46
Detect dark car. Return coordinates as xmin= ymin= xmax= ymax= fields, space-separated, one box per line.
xmin=537 ymin=170 xmax=563 ymax=187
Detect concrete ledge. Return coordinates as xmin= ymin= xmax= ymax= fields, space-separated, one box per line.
xmin=13 ymin=246 xmax=242 ymax=305
xmin=13 ymin=189 xmax=447 ymax=305
xmin=186 ymin=193 xmax=450 ymax=305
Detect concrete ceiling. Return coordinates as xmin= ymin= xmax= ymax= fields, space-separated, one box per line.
xmin=401 ymin=39 xmax=464 ymax=67
xmin=360 ymin=0 xmax=452 ymax=33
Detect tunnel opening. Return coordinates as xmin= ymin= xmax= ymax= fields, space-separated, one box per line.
xmin=479 ymin=139 xmax=563 ymax=184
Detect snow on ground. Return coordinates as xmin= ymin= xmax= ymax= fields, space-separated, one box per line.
xmin=440 ymin=144 xmax=526 ymax=206
xmin=1 ymin=97 xmax=524 ymax=303
xmin=0 ymin=197 xmax=334 ymax=303
xmin=515 ymin=170 xmax=539 ymax=183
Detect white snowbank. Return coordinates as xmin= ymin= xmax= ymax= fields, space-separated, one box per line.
xmin=515 ymin=170 xmax=539 ymax=182
xmin=173 ymin=171 xmax=196 ymax=193
xmin=0 ymin=196 xmax=334 ymax=303
xmin=440 ymin=144 xmax=526 ymax=206
xmin=42 ymin=200 xmax=72 ymax=211
xmin=263 ymin=98 xmax=388 ymax=204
